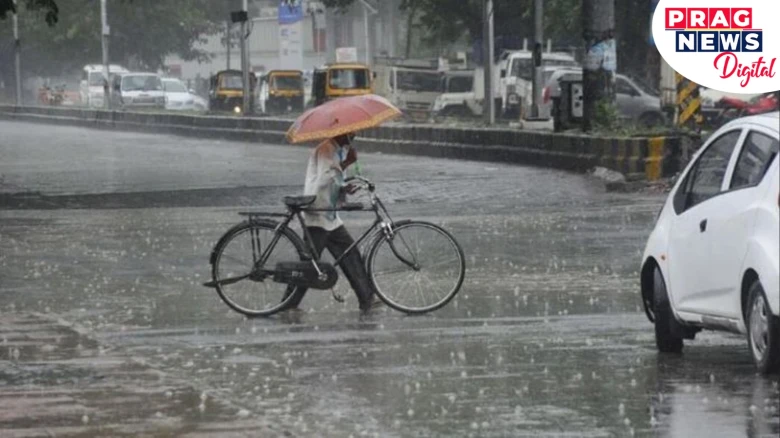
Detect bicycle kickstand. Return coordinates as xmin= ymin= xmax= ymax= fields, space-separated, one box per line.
xmin=330 ymin=288 xmax=345 ymax=303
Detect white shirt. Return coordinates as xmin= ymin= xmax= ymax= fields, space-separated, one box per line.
xmin=303 ymin=139 xmax=346 ymax=231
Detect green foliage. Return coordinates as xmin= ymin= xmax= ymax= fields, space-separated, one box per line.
xmin=323 ymin=0 xmax=581 ymax=45
xmin=594 ymin=99 xmax=619 ymax=131
xmin=0 ymin=0 xmax=58 ymax=26
xmin=0 ymin=0 xmax=232 ymax=77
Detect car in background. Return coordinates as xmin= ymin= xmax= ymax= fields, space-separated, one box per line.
xmin=498 ymin=50 xmax=579 ymax=118
xmin=544 ymin=68 xmax=665 ymax=129
xmin=80 ymin=64 xmax=129 ymax=108
xmin=110 ymin=72 xmax=166 ymax=110
xmin=162 ymin=78 xmax=207 ymax=111
xmin=640 ymin=112 xmax=779 ymax=374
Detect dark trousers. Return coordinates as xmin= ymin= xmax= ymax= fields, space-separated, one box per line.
xmin=285 ymin=226 xmax=374 ymax=309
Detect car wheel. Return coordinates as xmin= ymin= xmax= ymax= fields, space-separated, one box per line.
xmin=746 ymin=281 xmax=780 ymax=374
xmin=653 ymin=267 xmax=684 ymax=353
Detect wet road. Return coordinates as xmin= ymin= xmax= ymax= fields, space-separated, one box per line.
xmin=1 ymin=121 xmax=778 ymax=437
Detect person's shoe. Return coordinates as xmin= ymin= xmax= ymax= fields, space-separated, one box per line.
xmin=360 ymin=297 xmax=384 ymax=313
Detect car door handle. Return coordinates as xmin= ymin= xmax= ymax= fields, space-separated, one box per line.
xmin=699 ymin=219 xmax=708 ymax=233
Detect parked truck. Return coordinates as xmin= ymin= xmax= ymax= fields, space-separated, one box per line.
xmin=374 ymin=59 xmax=445 ymax=122
xmin=431 ymin=67 xmax=502 ymax=120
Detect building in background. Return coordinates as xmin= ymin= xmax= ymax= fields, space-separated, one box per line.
xmin=164 ymin=0 xmax=401 ymax=84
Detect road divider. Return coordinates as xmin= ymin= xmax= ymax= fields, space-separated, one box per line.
xmin=0 ymin=105 xmax=684 ymax=180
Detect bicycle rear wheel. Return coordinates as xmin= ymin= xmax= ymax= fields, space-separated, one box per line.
xmin=367 ymin=221 xmax=465 ymax=314
xmin=211 ymin=220 xmax=305 ymax=317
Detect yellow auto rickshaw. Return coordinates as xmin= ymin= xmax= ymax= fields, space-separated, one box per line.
xmin=262 ymin=70 xmax=305 ymax=114
xmin=208 ymin=69 xmax=257 ymax=113
xmin=311 ymin=63 xmax=373 ymax=107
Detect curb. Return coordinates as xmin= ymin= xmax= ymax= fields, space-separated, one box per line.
xmin=0 ymin=105 xmax=682 ymax=180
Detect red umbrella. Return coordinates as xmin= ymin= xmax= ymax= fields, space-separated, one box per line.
xmin=286 ymin=94 xmax=402 ymax=144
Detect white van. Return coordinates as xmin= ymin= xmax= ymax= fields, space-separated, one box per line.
xmin=80 ymin=64 xmax=129 ymax=108
xmin=110 ymin=72 xmax=166 ymax=110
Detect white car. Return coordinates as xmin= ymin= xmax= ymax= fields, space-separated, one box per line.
xmin=110 ymin=72 xmax=166 ymax=110
xmin=162 ymin=78 xmax=208 ymax=111
xmin=640 ymin=112 xmax=779 ymax=374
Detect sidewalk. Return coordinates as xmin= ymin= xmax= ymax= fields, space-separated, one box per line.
xmin=0 ymin=313 xmax=279 ymax=437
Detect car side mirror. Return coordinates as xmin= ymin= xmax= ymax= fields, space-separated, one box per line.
xmin=500 ymin=69 xmax=506 ymax=78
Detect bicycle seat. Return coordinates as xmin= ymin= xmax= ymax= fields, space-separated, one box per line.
xmin=284 ymin=195 xmax=316 ymax=208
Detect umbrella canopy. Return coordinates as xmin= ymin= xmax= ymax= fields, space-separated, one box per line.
xmin=286 ymin=94 xmax=402 ymax=144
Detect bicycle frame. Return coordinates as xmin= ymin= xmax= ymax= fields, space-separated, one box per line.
xmin=242 ymin=184 xmax=418 ymax=280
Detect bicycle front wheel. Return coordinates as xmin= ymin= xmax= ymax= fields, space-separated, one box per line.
xmin=211 ymin=220 xmax=306 ymax=317
xmin=367 ymin=221 xmax=465 ymax=314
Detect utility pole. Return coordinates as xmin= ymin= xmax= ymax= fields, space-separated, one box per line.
xmin=582 ymin=0 xmax=615 ymax=131
xmin=363 ymin=4 xmax=370 ymax=65
xmin=482 ymin=0 xmax=495 ymax=125
xmin=226 ymin=20 xmax=231 ymax=70
xmin=359 ymin=1 xmax=378 ymax=66
xmin=12 ymin=0 xmax=21 ymax=106
xmin=530 ymin=0 xmax=544 ymax=120
xmin=240 ymin=0 xmax=251 ymax=114
xmin=101 ymin=0 xmax=110 ymax=109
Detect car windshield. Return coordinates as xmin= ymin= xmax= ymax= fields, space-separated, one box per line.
xmin=271 ymin=75 xmax=302 ymax=90
xmin=510 ymin=58 xmax=578 ymax=81
xmin=445 ymin=75 xmax=473 ymax=93
xmin=163 ymin=81 xmax=187 ymax=93
xmin=122 ymin=75 xmax=163 ymax=92
xmin=220 ymin=75 xmax=243 ymax=90
xmin=396 ymin=71 xmax=442 ymax=92
xmin=329 ymin=68 xmax=369 ymax=89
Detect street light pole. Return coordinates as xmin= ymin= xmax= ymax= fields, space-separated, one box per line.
xmin=358 ymin=1 xmax=378 ymax=66
xmin=530 ymin=0 xmax=544 ymax=119
xmin=12 ymin=0 xmax=22 ymax=106
xmin=482 ymin=0 xmax=495 ymax=125
xmin=101 ymin=0 xmax=110 ymax=109
xmin=363 ymin=4 xmax=370 ymax=65
xmin=240 ymin=0 xmax=251 ymax=114
xmin=226 ymin=20 xmax=231 ymax=70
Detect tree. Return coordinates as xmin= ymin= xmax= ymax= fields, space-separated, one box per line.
xmin=0 ymin=0 xmax=58 ymax=25
xmin=323 ymin=0 xmax=580 ymax=51
xmin=0 ymin=0 xmax=236 ymax=88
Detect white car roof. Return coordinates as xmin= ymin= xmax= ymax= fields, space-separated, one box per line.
xmin=724 ymin=111 xmax=780 ymax=133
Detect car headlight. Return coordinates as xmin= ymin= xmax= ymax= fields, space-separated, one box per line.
xmin=432 ymin=99 xmax=443 ymax=112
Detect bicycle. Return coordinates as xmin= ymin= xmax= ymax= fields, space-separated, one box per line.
xmin=203 ymin=176 xmax=466 ymax=317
